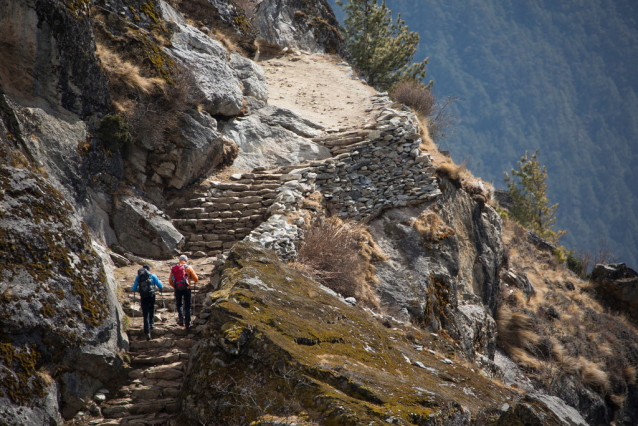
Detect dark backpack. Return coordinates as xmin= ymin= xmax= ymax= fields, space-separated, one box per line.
xmin=171 ymin=264 xmax=189 ymax=290
xmin=137 ymin=269 xmax=155 ymax=298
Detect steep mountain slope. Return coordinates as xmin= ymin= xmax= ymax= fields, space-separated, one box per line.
xmin=329 ymin=0 xmax=638 ymax=269
xmin=2 ymin=0 xmax=638 ymax=425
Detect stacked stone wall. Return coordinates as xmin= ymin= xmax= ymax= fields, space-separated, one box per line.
xmin=174 ymin=93 xmax=442 ymax=257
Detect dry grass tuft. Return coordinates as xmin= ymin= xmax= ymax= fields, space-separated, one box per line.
xmin=623 ymin=366 xmax=637 ymax=385
xmin=436 ymin=162 xmax=465 ymax=188
xmin=212 ymin=28 xmax=239 ymax=59
xmin=496 ymin=307 xmax=540 ymax=353
xmin=96 ymin=43 xmax=166 ymax=95
xmin=413 ymin=212 xmax=455 ymax=242
xmin=578 ymin=359 xmax=611 ymax=392
xmin=295 ymin=217 xmax=385 ymax=307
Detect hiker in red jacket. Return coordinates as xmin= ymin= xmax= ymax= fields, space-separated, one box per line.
xmin=169 ymin=255 xmax=199 ymax=330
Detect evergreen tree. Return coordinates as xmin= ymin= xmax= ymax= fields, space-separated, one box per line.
xmin=336 ymin=0 xmax=430 ymax=90
xmin=504 ymin=151 xmax=566 ymax=243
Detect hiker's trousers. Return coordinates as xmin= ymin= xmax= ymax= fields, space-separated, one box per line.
xmin=141 ymin=295 xmax=156 ymax=334
xmin=175 ymin=288 xmax=191 ymax=327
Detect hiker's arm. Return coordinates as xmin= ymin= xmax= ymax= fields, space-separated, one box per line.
xmin=187 ymin=266 xmax=199 ymax=283
xmin=132 ymin=276 xmax=138 ymax=293
xmin=153 ymin=275 xmax=163 ymax=290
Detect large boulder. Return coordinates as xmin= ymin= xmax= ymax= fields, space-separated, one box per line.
xmin=591 ymin=263 xmax=638 ymax=323
xmin=180 ymin=242 xmax=515 ymax=424
xmin=222 ymin=102 xmax=329 ymax=170
xmin=253 ymin=0 xmax=347 ymax=56
xmin=166 ymin=22 xmax=244 ymax=116
xmin=168 ymin=109 xmax=226 ymax=189
xmin=113 ymin=196 xmax=184 ymax=259
xmin=0 ymin=160 xmax=126 ymax=423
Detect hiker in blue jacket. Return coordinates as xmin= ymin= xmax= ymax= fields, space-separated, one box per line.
xmin=132 ymin=264 xmax=163 ymax=340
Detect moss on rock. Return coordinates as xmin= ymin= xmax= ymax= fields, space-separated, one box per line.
xmin=180 ymin=242 xmax=514 ymax=425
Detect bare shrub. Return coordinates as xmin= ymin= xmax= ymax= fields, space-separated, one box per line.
xmin=390 ymin=80 xmax=436 ymax=117
xmin=220 ymin=138 xmax=239 ymax=169
xmin=296 ymin=217 xmax=385 ymax=307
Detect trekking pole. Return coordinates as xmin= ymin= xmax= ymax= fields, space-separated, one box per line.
xmin=132 ymin=291 xmax=136 ymax=319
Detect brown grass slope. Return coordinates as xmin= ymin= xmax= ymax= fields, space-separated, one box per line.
xmin=497 ymin=220 xmax=638 ymax=411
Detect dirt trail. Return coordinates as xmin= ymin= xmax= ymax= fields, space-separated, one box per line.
xmin=259 ymin=53 xmax=377 ymax=130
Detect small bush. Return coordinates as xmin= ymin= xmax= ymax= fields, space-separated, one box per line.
xmin=296 ymin=217 xmax=384 ymax=307
xmin=97 ymin=115 xmax=131 ymax=150
xmin=390 ymin=80 xmax=436 ymax=117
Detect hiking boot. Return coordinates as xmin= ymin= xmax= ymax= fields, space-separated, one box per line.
xmin=146 ymin=333 xmax=151 ymax=341
xmin=185 ymin=324 xmax=191 ymax=331
xmin=178 ymin=319 xmax=184 ymax=326
xmin=150 ymin=323 xmax=155 ymax=329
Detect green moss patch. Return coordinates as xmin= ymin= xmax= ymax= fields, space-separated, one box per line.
xmin=182 ymin=242 xmax=514 ymax=424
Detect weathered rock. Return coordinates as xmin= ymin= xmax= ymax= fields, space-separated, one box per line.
xmin=592 ymin=263 xmax=638 ymax=323
xmin=496 ymin=393 xmax=589 ymax=426
xmin=222 ymin=104 xmax=329 ymax=170
xmin=0 ymin=0 xmax=110 ymax=116
xmin=0 ymin=160 xmax=126 ymax=422
xmin=369 ymin=180 xmax=503 ymax=360
xmin=231 ymin=53 xmax=268 ymax=102
xmin=113 ymin=196 xmax=184 ymax=259
xmin=180 ymin=242 xmax=514 ymax=424
xmin=501 ymin=268 xmax=536 ymax=297
xmin=166 ymin=22 xmax=244 ymax=116
xmin=253 ymin=0 xmax=346 ymax=56
xmin=109 ymin=252 xmax=131 ymax=267
xmin=165 ymin=0 xmax=257 ymax=55
xmin=168 ymin=109 xmax=225 ymax=189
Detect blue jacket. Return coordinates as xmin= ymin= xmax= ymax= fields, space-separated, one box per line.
xmin=132 ymin=273 xmax=163 ymax=293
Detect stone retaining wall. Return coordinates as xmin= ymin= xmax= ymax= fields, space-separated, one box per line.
xmin=174 ymin=93 xmax=442 ymax=257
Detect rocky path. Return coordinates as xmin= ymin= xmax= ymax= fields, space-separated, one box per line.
xmin=73 ymin=265 xmax=212 ymax=426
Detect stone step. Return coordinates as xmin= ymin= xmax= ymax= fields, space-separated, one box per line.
xmin=131 ymin=350 xmax=190 ymax=366
xmin=119 ymin=413 xmax=174 ymax=426
xmin=102 ymin=398 xmax=179 ymax=419
xmin=323 ymin=136 xmax=365 ymax=147
xmin=129 ymin=337 xmax=198 ymax=353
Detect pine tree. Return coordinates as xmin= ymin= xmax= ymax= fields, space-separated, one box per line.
xmin=336 ymin=0 xmax=430 ymax=90
xmin=504 ymin=150 xmax=566 ymax=243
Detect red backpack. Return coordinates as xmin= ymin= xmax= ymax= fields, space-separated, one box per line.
xmin=171 ymin=264 xmax=189 ymax=290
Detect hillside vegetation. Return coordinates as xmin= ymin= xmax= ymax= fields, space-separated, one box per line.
xmin=330 ymin=0 xmax=638 ymax=269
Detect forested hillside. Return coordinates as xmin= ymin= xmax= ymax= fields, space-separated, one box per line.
xmin=329 ymin=0 xmax=638 ymax=268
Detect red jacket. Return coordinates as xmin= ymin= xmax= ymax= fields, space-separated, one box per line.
xmin=169 ymin=261 xmax=198 ymax=289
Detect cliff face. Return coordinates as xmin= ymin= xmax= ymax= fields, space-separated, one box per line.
xmin=1 ymin=1 xmax=637 ymax=425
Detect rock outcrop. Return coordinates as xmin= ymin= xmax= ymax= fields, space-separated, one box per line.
xmin=0 ymin=152 xmax=126 ymax=423
xmin=254 ymin=0 xmax=347 ymax=56
xmin=180 ymin=242 xmax=515 ymax=425
xmin=113 ymin=195 xmax=184 ymax=259
xmin=592 ymin=263 xmax=638 ymax=323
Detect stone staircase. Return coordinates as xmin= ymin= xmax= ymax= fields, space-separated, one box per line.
xmin=173 ymin=93 xmax=442 ymax=258
xmin=76 ymin=281 xmax=208 ymax=426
